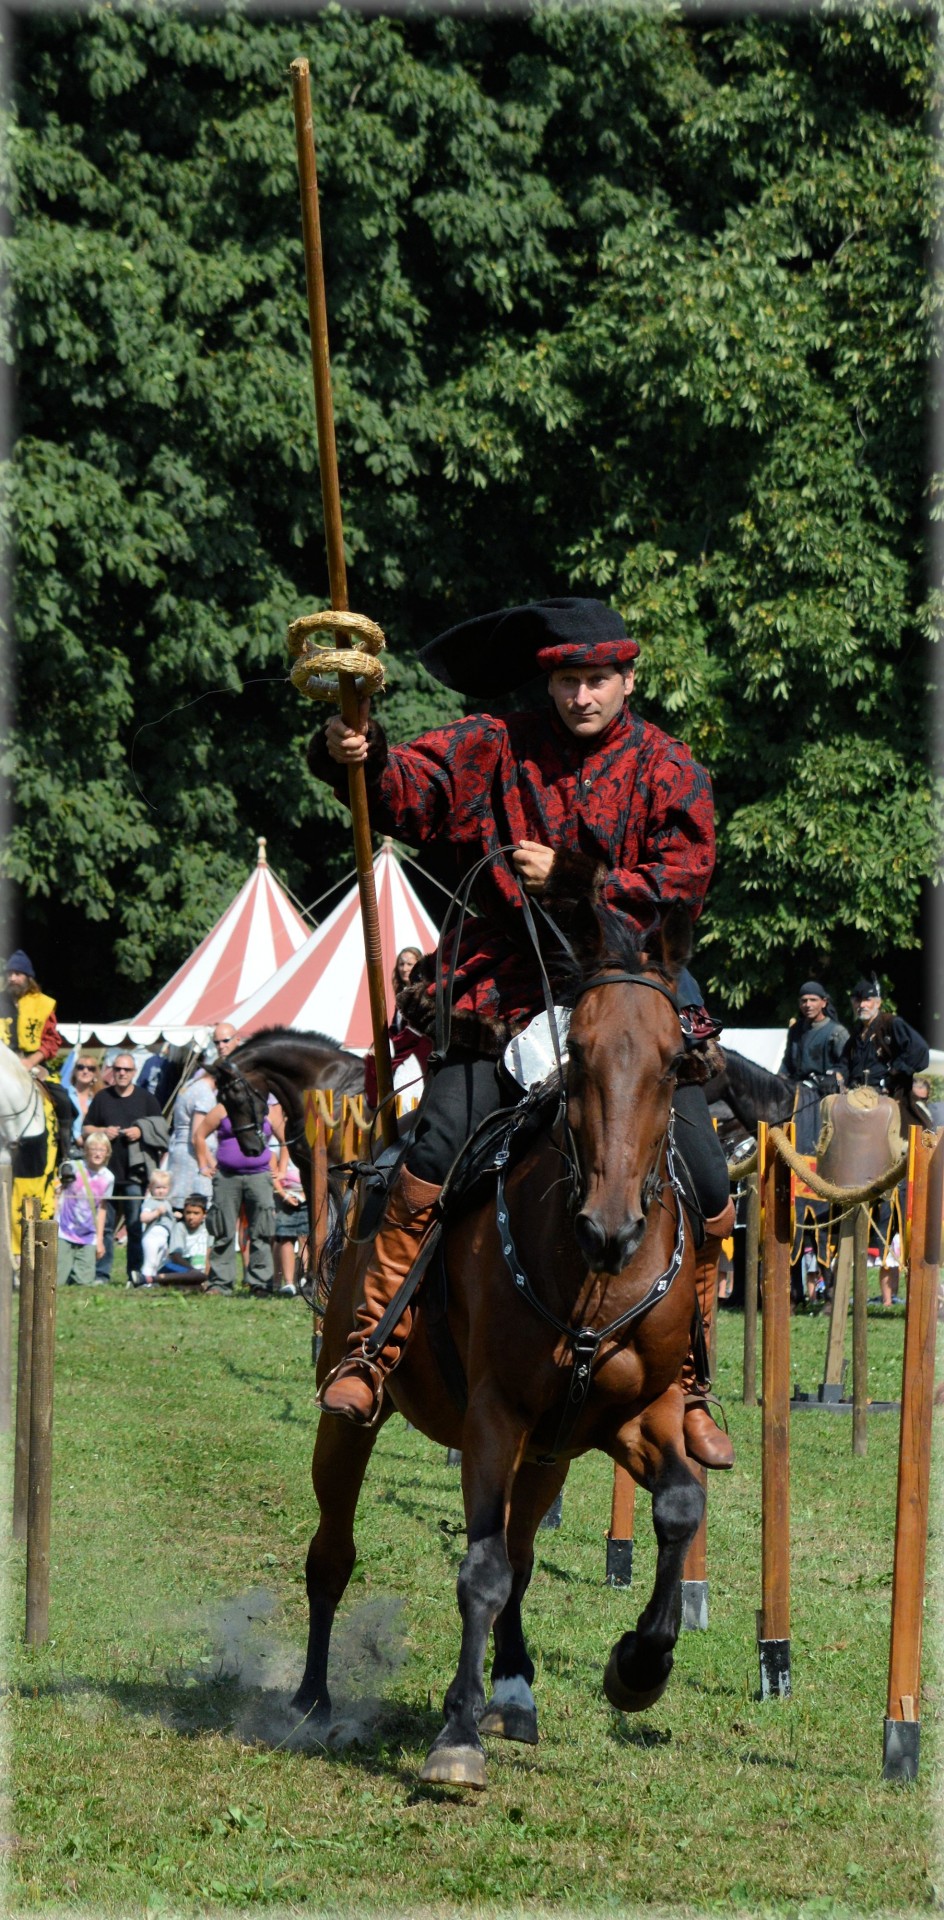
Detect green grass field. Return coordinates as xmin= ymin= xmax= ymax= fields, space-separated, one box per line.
xmin=2 ymin=1262 xmax=940 ymax=1918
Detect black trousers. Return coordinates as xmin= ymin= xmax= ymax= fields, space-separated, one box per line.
xmin=405 ymin=1054 xmax=729 ymax=1222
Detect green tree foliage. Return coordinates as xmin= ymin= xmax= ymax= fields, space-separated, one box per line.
xmin=3 ymin=1 xmax=938 ymax=1019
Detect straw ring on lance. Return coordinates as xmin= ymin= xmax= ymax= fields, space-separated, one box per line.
xmin=287 ymin=609 xmax=387 ymax=702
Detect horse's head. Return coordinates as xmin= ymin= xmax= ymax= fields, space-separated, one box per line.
xmin=213 ymin=1059 xmax=269 ymax=1158
xmin=565 ymin=903 xmax=691 ymax=1275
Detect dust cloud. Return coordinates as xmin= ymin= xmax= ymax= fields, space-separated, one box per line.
xmin=177 ymin=1585 xmax=407 ymax=1751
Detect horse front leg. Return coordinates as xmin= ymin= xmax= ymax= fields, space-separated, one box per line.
xmin=478 ymin=1457 xmax=569 ymax=1747
xmin=292 ymin=1403 xmax=390 ymax=1721
xmin=420 ymin=1396 xmax=528 ymax=1790
xmin=603 ymin=1389 xmax=704 ymax=1713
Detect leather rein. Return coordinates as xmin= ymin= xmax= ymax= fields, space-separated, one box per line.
xmin=494 ymin=967 xmax=687 ymax=1460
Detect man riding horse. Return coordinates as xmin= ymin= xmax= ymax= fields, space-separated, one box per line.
xmin=308 ymin=598 xmax=734 ymax=1467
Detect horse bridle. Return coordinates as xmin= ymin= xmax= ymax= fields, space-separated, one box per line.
xmin=493 ymin=966 xmax=688 ymax=1461
xmin=216 ymin=1063 xmax=269 ymax=1153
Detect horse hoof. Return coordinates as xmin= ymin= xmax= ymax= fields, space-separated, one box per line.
xmin=420 ymin=1744 xmax=488 ymax=1789
xmin=603 ymin=1640 xmax=672 ymax=1714
xmin=478 ymin=1700 xmax=539 ymax=1745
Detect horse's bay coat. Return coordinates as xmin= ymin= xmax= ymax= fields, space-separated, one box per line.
xmin=310 ymin=703 xmax=714 ymax=1054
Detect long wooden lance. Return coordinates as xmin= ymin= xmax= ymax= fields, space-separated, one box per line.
xmin=287 ymin=56 xmax=397 ymax=1149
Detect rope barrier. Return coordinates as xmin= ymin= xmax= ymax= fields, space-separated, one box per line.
xmin=727 ymin=1147 xmax=758 ymax=1182
xmin=768 ymin=1124 xmax=908 ymax=1207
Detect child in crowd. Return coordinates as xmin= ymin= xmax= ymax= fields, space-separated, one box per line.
xmin=138 ymin=1168 xmax=174 ymax=1285
xmin=57 ymin=1131 xmax=114 ymax=1287
xmin=156 ymin=1193 xmax=210 ymax=1286
xmin=272 ymin=1148 xmax=309 ymax=1298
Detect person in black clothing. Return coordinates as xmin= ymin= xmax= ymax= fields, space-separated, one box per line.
xmin=779 ymin=981 xmax=848 ymax=1156
xmin=82 ymin=1051 xmax=164 ymax=1282
xmin=840 ymin=979 xmax=930 ymax=1308
xmin=780 ymin=982 xmax=848 ymax=1089
xmin=839 ymin=978 xmax=929 ymax=1093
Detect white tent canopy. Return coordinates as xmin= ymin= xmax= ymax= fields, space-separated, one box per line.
xmin=229 ymin=843 xmax=441 ymax=1049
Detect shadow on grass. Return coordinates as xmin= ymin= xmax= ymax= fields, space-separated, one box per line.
xmin=608 ymin=1720 xmax=672 ymax=1749
xmin=9 ymin=1669 xmax=446 ymax=1775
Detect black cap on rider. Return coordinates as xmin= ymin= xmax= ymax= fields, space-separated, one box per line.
xmin=418 ymin=599 xmax=638 ymax=696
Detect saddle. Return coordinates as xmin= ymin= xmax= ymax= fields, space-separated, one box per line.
xmin=816 ymin=1086 xmax=906 ymax=1187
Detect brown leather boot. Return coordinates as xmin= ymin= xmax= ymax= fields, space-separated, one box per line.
xmin=682 ymin=1201 xmax=735 ymax=1471
xmin=318 ymin=1168 xmax=441 ymax=1426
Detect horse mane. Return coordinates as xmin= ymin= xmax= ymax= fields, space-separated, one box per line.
xmin=235 ymin=1023 xmax=355 ymax=1057
xmin=554 ymin=910 xmax=647 ymax=998
xmin=721 ymin=1048 xmax=795 ymax=1124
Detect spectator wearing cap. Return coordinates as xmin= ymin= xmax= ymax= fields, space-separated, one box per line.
xmin=0 ymin=948 xmax=62 ymax=1067
xmin=839 ymin=979 xmax=929 ymax=1093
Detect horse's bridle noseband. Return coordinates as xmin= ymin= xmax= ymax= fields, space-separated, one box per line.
xmin=216 ymin=1063 xmax=269 ymax=1152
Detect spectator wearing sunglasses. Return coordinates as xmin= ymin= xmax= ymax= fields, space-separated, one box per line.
xmin=66 ymin=1054 xmax=103 ymax=1149
xmin=82 ymin=1052 xmax=165 ymax=1282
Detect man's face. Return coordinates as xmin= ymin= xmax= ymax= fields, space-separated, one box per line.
xmin=799 ymin=993 xmax=827 ymax=1021
xmin=548 ymin=666 xmax=634 ymax=739
xmin=6 ymin=971 xmax=27 ymax=999
xmin=213 ymin=1027 xmax=238 ymax=1057
xmin=853 ymin=993 xmax=881 ymax=1021
xmin=113 ymin=1054 xmax=137 ymax=1094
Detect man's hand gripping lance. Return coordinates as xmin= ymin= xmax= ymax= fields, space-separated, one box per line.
xmin=287 ymin=57 xmax=397 ymax=1147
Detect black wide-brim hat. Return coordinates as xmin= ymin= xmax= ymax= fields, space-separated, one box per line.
xmin=418 ymin=598 xmax=639 ymax=696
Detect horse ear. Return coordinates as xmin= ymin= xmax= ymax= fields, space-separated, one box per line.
xmin=652 ymin=903 xmax=693 ymax=979
xmin=568 ymin=899 xmax=605 ymax=970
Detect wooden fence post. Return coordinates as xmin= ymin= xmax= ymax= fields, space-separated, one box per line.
xmin=743 ymin=1159 xmax=760 ymax=1406
xmin=0 ymin=1155 xmax=13 ymax=1432
xmin=758 ymin=1125 xmax=791 ymax=1698
xmin=606 ymin=1462 xmax=636 ymax=1586
xmin=13 ymin=1196 xmax=38 ymax=1541
xmin=25 ymin=1218 xmax=58 ymax=1645
xmin=883 ymin=1127 xmax=942 ymax=1781
xmin=822 ymin=1209 xmax=855 ymax=1398
xmin=851 ymin=1205 xmax=870 ymax=1456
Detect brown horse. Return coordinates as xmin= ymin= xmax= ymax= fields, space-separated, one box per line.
xmin=293 ymin=906 xmax=706 ymax=1789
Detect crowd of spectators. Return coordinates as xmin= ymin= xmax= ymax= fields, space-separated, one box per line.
xmin=51 ymin=1022 xmax=309 ymax=1298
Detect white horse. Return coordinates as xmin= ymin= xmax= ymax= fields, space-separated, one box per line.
xmin=0 ymin=1041 xmax=48 ymax=1151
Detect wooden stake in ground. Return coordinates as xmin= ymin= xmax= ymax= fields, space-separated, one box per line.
xmin=758 ymin=1123 xmax=791 ymax=1698
xmin=883 ymin=1126 xmax=942 ymax=1781
xmin=851 ymin=1204 xmax=869 ymax=1456
xmin=0 ymin=1154 xmax=13 ymax=1432
xmin=25 ymin=1217 xmax=58 ymax=1645
xmin=288 ymin=55 xmax=397 ymax=1149
xmin=13 ymin=1194 xmax=38 ymax=1540
xmin=743 ymin=1166 xmax=760 ymax=1406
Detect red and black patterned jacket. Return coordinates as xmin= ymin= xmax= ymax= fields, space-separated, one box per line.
xmin=309 ymin=703 xmax=715 ymax=1057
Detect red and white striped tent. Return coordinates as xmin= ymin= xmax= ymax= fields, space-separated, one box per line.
xmin=229 ymin=842 xmax=440 ymax=1049
xmin=132 ymin=838 xmax=311 ymax=1030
